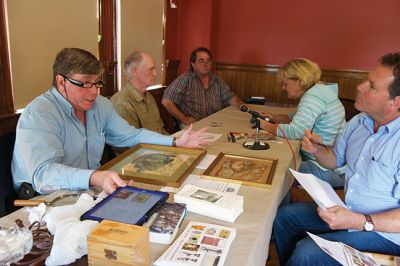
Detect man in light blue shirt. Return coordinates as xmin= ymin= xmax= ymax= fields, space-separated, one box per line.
xmin=12 ymin=48 xmax=210 ymax=197
xmin=273 ymin=52 xmax=400 ymax=265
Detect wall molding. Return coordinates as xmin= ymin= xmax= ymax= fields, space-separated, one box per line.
xmin=215 ymin=62 xmax=369 ymax=106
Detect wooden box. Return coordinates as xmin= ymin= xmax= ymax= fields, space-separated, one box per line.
xmin=87 ymin=220 xmax=150 ymax=266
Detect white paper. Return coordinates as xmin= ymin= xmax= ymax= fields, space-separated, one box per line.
xmin=308 ymin=232 xmax=381 ymax=266
xmin=196 ymin=154 xmax=217 ymax=169
xmin=173 ymin=131 xmax=222 ymax=143
xmin=160 ymin=174 xmax=241 ymax=194
xmin=155 ymin=221 xmax=236 ymax=266
xmin=289 ymin=168 xmax=347 ymax=209
xmin=307 ymin=232 xmax=348 ymax=265
xmin=174 ymin=185 xmax=243 ymax=223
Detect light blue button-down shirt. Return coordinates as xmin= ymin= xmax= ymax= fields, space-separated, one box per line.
xmin=334 ymin=113 xmax=400 ymax=245
xmin=12 ymin=88 xmax=173 ymax=193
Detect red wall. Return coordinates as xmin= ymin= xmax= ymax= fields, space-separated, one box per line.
xmin=166 ymin=0 xmax=400 ymax=72
xmin=166 ymin=0 xmax=213 ymax=73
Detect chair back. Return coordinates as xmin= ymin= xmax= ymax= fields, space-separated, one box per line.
xmin=0 ymin=131 xmax=18 ymax=217
xmin=0 ymin=113 xmax=20 ymax=217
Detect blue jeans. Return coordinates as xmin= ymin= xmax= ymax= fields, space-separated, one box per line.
xmin=273 ymin=202 xmax=400 ymax=266
xmin=298 ymin=161 xmax=345 ymax=188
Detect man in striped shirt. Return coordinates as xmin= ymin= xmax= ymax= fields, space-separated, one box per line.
xmin=162 ymin=47 xmax=243 ymax=126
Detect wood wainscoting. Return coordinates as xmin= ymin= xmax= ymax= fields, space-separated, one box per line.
xmin=215 ymin=62 xmax=369 ymax=106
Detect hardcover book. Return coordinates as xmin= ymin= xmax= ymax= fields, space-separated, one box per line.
xmin=154 ymin=221 xmax=236 ymax=266
xmin=174 ymin=184 xmax=243 ymax=223
xmin=145 ymin=202 xmax=187 ymax=244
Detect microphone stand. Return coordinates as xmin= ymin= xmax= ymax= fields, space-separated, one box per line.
xmin=243 ymin=116 xmax=269 ymax=150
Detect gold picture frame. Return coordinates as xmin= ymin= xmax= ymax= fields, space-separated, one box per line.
xmin=98 ymin=144 xmax=206 ymax=187
xmin=202 ymin=153 xmax=278 ymax=188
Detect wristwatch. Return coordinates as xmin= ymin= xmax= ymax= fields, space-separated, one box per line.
xmin=363 ymin=214 xmax=374 ymax=231
xmin=172 ymin=137 xmax=177 ymax=147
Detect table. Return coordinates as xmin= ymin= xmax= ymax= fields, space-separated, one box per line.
xmin=0 ymin=104 xmax=300 ymax=266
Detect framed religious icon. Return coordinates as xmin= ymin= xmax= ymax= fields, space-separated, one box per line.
xmin=202 ymin=153 xmax=278 ymax=188
xmin=98 ymin=144 xmax=206 ymax=187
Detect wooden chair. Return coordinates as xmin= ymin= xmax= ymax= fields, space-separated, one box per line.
xmin=340 ymin=98 xmax=360 ymax=122
xmin=291 ymin=185 xmax=345 ymax=203
xmin=165 ymin=59 xmax=180 ymax=86
xmin=148 ymin=86 xmax=179 ymax=134
xmin=0 ymin=114 xmax=20 ymax=217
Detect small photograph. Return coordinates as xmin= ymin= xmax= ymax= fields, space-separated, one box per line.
xmin=205 ymin=227 xmax=217 ymax=236
xmin=191 ymin=225 xmax=206 ymax=231
xmin=190 ymin=189 xmax=222 ymax=203
xmin=177 ymin=251 xmax=201 ymax=258
xmin=201 ymin=236 xmax=226 ymax=247
xmin=149 ymin=203 xmax=186 ymax=234
xmin=218 ymin=229 xmax=231 ymax=239
xmin=200 ymin=246 xmax=223 ymax=254
xmin=202 ymin=254 xmax=221 ymax=266
xmin=182 ymin=243 xmax=200 ymax=252
xmin=350 ymin=254 xmax=363 ymax=266
xmin=174 ymin=251 xmax=201 ymax=264
xmin=225 ymin=187 xmax=237 ymax=193
xmin=114 ymin=190 xmax=133 ymax=200
xmin=133 ymin=193 xmax=150 ymax=203
xmin=188 ymin=234 xmax=201 ymax=244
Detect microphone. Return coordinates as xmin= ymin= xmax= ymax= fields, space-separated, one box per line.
xmin=240 ymin=104 xmax=274 ymax=123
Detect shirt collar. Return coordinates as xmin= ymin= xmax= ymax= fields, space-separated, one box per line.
xmin=359 ymin=112 xmax=400 ymax=134
xmin=126 ymin=82 xmax=144 ymax=102
xmin=50 ymin=87 xmax=75 ymax=117
xmin=189 ymin=70 xmax=216 ymax=82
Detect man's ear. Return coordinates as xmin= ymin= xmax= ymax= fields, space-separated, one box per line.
xmin=391 ymin=95 xmax=400 ymax=111
xmin=55 ymin=74 xmax=67 ymax=97
xmin=55 ymin=74 xmax=65 ymax=90
xmin=131 ymin=66 xmax=139 ymax=76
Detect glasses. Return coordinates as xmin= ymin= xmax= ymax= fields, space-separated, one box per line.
xmin=60 ymin=74 xmax=105 ymax=88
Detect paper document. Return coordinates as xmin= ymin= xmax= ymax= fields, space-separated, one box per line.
xmin=289 ymin=168 xmax=347 ymax=209
xmin=173 ymin=131 xmax=222 ymax=143
xmin=196 ymin=154 xmax=218 ymax=169
xmin=155 ymin=221 xmax=236 ymax=266
xmin=160 ymin=174 xmax=241 ymax=194
xmin=308 ymin=232 xmax=381 ymax=266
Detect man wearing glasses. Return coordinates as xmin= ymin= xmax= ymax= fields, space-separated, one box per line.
xmin=12 ymin=48 xmax=210 ymax=197
xmin=162 ymin=47 xmax=243 ymax=127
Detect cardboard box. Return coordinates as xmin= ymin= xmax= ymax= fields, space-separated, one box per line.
xmin=88 ymin=220 xmax=149 ymax=266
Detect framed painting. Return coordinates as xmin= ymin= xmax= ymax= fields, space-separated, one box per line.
xmin=98 ymin=144 xmax=206 ymax=187
xmin=202 ymin=153 xmax=278 ymax=188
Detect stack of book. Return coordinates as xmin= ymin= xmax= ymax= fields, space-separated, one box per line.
xmin=144 ymin=202 xmax=187 ymax=245
xmin=174 ymin=184 xmax=243 ymax=223
xmin=155 ymin=221 xmax=236 ymax=266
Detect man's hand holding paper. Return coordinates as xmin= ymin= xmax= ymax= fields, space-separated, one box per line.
xmin=289 ymin=169 xmax=369 ymax=231
xmin=289 ymin=169 xmax=346 ymax=210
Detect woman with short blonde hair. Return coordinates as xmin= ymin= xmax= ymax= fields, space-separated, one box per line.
xmin=260 ymin=58 xmax=346 ymax=187
xmin=277 ymin=58 xmax=321 ymax=91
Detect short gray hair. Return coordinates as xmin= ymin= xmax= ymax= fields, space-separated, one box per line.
xmin=124 ymin=51 xmax=144 ymax=79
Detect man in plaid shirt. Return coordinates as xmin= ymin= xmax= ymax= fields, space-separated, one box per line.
xmin=162 ymin=47 xmax=242 ymax=126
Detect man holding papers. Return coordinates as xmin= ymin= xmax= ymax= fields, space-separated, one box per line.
xmin=273 ymin=53 xmax=400 ymax=265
